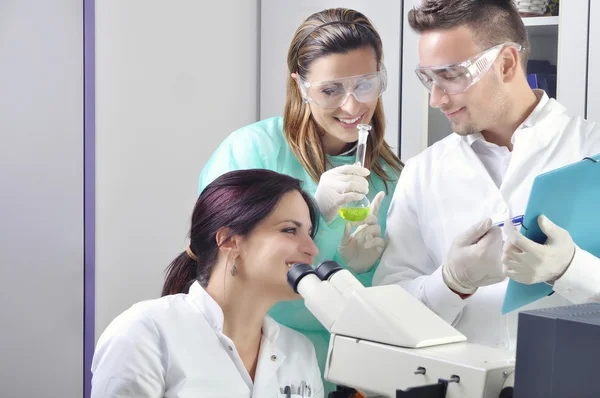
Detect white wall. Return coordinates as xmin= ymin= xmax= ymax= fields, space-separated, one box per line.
xmin=556 ymin=0 xmax=589 ymax=118
xmin=400 ymin=0 xmax=430 ymax=160
xmin=0 ymin=1 xmax=83 ymax=396
xmin=95 ymin=0 xmax=260 ymax=338
xmin=588 ymin=0 xmax=600 ymax=119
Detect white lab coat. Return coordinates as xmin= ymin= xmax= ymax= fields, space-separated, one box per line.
xmin=374 ymin=92 xmax=600 ymax=352
xmin=91 ymin=282 xmax=324 ymax=398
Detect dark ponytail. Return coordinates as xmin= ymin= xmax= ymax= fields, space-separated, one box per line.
xmin=161 ymin=252 xmax=196 ymax=296
xmin=161 ymin=169 xmax=319 ymax=296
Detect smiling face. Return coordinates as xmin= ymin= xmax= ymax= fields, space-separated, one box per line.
xmin=299 ymin=46 xmax=380 ymax=154
xmin=235 ymin=190 xmax=318 ymax=301
xmin=418 ymin=26 xmax=510 ymax=136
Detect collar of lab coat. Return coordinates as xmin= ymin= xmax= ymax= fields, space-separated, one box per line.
xmin=188 ymin=281 xmax=281 ymax=342
xmin=517 ymin=89 xmax=550 ymax=129
xmin=188 ymin=282 xmax=286 ymax=391
xmin=464 ymin=89 xmax=552 ymax=148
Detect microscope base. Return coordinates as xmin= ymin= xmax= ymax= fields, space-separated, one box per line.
xmin=324 ymin=334 xmax=515 ymax=398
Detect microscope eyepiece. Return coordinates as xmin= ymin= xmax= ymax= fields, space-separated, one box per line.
xmin=287 ymin=263 xmax=317 ymax=293
xmin=315 ymin=260 xmax=343 ymax=281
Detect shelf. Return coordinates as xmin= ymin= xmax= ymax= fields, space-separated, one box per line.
xmin=522 ymin=16 xmax=559 ymax=36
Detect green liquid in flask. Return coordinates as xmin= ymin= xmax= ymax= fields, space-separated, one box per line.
xmin=339 ymin=206 xmax=370 ymax=222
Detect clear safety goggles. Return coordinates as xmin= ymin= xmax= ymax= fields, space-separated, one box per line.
xmin=297 ymin=67 xmax=387 ymax=109
xmin=415 ymin=42 xmax=522 ymax=95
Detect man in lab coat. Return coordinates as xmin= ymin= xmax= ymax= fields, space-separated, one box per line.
xmin=373 ymin=0 xmax=600 ymax=351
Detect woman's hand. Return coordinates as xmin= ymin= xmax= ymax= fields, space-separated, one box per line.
xmin=338 ymin=191 xmax=386 ymax=273
xmin=314 ymin=164 xmax=370 ymax=223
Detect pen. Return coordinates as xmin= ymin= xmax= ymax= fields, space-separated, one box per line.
xmin=284 ymin=385 xmax=291 ymax=398
xmin=495 ymin=214 xmax=524 ymax=228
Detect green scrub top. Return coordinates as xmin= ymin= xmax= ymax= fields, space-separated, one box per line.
xmin=198 ymin=116 xmax=399 ymax=394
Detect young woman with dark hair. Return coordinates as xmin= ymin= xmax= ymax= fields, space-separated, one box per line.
xmin=91 ymin=169 xmax=324 ymax=397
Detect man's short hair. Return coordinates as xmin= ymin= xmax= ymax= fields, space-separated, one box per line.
xmin=408 ymin=0 xmax=531 ymax=71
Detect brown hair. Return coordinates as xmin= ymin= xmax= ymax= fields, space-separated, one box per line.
xmin=283 ymin=8 xmax=403 ymax=190
xmin=408 ymin=0 xmax=531 ymax=71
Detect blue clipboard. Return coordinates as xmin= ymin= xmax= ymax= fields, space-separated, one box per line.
xmin=502 ymin=153 xmax=600 ymax=314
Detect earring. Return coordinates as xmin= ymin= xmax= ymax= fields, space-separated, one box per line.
xmin=231 ymin=258 xmax=238 ymax=276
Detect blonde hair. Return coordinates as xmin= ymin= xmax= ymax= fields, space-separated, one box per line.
xmin=283 ymin=8 xmax=403 ymax=189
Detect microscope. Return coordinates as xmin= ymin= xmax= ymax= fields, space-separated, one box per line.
xmin=288 ymin=261 xmax=600 ymax=398
xmin=287 ymin=261 xmax=516 ymax=398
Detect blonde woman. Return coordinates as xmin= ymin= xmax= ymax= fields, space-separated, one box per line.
xmin=197 ymin=8 xmax=403 ymax=394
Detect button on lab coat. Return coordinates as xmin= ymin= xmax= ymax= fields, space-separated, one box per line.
xmin=91 ymin=282 xmax=324 ymax=398
xmin=374 ymin=92 xmax=600 ymax=351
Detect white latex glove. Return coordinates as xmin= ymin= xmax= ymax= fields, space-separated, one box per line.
xmin=339 ymin=191 xmax=385 ymax=273
xmin=502 ymin=214 xmax=575 ymax=284
xmin=442 ymin=217 xmax=506 ymax=294
xmin=314 ymin=164 xmax=370 ymax=223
